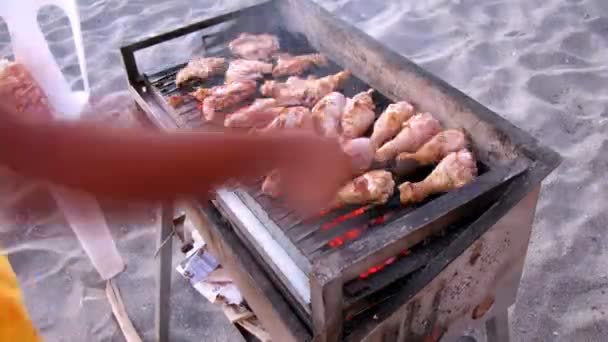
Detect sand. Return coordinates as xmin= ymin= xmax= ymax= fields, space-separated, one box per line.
xmin=1 ymin=0 xmax=607 ymax=341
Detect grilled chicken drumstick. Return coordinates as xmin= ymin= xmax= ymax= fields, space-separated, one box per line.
xmin=375 ymin=112 xmax=442 ymax=163
xmin=395 ymin=129 xmax=468 ymax=174
xmin=311 ymin=92 xmax=347 ymax=138
xmin=334 ymin=170 xmax=395 ymax=206
xmin=369 ymin=101 xmax=415 ymax=148
xmin=262 ymin=169 xmax=283 ymax=198
xmin=260 ymin=70 xmax=351 ymax=107
xmin=224 ymin=98 xmax=285 ymax=128
xmin=175 ymin=57 xmax=225 ymax=87
xmin=272 ymin=53 xmax=328 ymax=77
xmin=191 ymin=80 xmax=257 ymax=121
xmin=399 ymin=149 xmax=477 ymax=206
xmin=342 ymin=137 xmax=375 ymax=175
xmin=258 ymin=106 xmax=314 ymax=133
xmin=259 ymin=106 xmax=315 ymax=197
xmin=229 ymin=33 xmax=280 ymax=61
xmin=225 ymin=59 xmax=273 ymax=84
xmin=341 ymin=89 xmax=376 ymax=140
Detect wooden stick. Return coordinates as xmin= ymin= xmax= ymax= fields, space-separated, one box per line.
xmin=237 ymin=318 xmax=272 ymax=342
xmin=106 ymin=279 xmax=143 ymax=342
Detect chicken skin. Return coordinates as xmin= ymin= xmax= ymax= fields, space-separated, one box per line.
xmin=175 ymin=57 xmax=225 ymax=87
xmin=260 ymin=70 xmax=351 ymax=107
xmin=334 ymin=170 xmax=395 ymax=206
xmin=225 ymin=59 xmax=273 ymax=84
xmin=341 ymin=89 xmax=376 ymax=140
xmin=375 ymin=112 xmax=442 ymax=163
xmin=259 ymin=107 xmax=314 ymax=198
xmin=258 ymin=106 xmax=314 ymax=133
xmin=399 ymin=149 xmax=477 ymax=206
xmin=272 ymin=53 xmax=328 ymax=77
xmin=311 ymin=92 xmax=347 ymax=138
xmin=224 ymin=98 xmax=285 ymax=128
xmin=229 ymin=33 xmax=280 ymax=61
xmin=396 ymin=129 xmax=468 ymax=167
xmin=342 ymin=137 xmax=375 ymax=175
xmin=191 ymin=80 xmax=257 ymax=121
xmin=369 ymin=101 xmax=415 ymax=149
xmin=262 ymin=169 xmax=282 ymax=198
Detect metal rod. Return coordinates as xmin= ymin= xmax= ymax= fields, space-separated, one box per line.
xmin=155 ymin=201 xmax=174 ymax=342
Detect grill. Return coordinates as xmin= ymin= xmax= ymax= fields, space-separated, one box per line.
xmin=120 ymin=1 xmax=561 ymax=341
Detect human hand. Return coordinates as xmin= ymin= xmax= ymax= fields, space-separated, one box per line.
xmin=277 ymin=131 xmax=352 ymax=216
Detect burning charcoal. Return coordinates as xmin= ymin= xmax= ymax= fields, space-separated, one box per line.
xmin=395 ymin=129 xmax=468 ymax=176
xmin=229 ymin=33 xmax=280 ymax=61
xmin=375 ymin=112 xmax=442 ymax=163
xmin=272 ymin=53 xmax=328 ymax=77
xmin=334 ymin=170 xmax=395 ymax=206
xmin=225 ymin=59 xmax=273 ymax=84
xmin=175 ymin=57 xmax=226 ymax=87
xmin=261 ymin=70 xmax=351 ymax=107
xmin=399 ymin=149 xmax=477 ymax=206
xmin=311 ymin=92 xmax=347 ymax=138
xmin=341 ymin=89 xmax=376 ymax=140
xmin=369 ymin=101 xmax=415 ymax=149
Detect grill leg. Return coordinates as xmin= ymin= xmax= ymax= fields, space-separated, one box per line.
xmin=485 ymin=309 xmax=510 ymax=342
xmin=155 ymin=201 xmax=174 ymax=342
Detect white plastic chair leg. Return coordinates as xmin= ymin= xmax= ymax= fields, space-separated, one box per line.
xmin=0 ymin=0 xmax=124 ymax=280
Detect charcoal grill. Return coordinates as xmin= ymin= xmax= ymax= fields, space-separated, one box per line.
xmin=120 ymin=0 xmax=561 ymax=341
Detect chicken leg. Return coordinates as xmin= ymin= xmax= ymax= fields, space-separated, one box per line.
xmin=259 ymin=107 xmax=314 ymax=198
xmin=261 ymin=70 xmax=350 ymax=107
xmin=193 ymin=80 xmax=257 ymax=121
xmin=396 ymin=129 xmax=468 ymax=171
xmin=375 ymin=112 xmax=442 ymax=163
xmin=225 ymin=59 xmax=273 ymax=84
xmin=342 ymin=137 xmax=375 ymax=175
xmin=334 ymin=170 xmax=395 ymax=206
xmin=369 ymin=101 xmax=415 ymax=148
xmin=341 ymin=89 xmax=376 ymax=139
xmin=399 ymin=149 xmax=477 ymax=206
xmin=224 ymin=98 xmax=285 ymax=128
xmin=272 ymin=53 xmax=328 ymax=77
xmin=175 ymin=57 xmax=226 ymax=87
xmin=229 ymin=33 xmax=280 ymax=61
xmin=258 ymin=106 xmax=314 ymax=133
xmin=312 ymin=92 xmax=347 ymax=138
xmin=262 ymin=169 xmax=282 ymax=198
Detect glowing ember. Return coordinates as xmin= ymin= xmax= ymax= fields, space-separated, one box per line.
xmin=325 ymin=211 xmax=397 ymax=251
xmin=318 ymin=207 xmax=335 ymax=216
xmin=370 ymin=212 xmax=394 ymax=225
xmin=358 ymin=250 xmax=409 ymax=279
xmin=321 ymin=206 xmax=369 ymax=231
xmin=345 ymin=228 xmax=362 ymax=240
xmin=328 ymin=237 xmax=344 ymax=248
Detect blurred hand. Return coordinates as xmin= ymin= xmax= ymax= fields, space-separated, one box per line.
xmin=277 ymin=131 xmax=352 ymax=216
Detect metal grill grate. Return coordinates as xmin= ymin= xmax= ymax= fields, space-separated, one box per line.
xmin=142 ymin=49 xmax=492 ymax=265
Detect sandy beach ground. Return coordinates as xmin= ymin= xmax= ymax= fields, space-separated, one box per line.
xmin=1 ymin=0 xmax=607 ymax=341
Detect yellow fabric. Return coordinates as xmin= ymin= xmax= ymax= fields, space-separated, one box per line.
xmin=0 ymin=255 xmax=42 ymax=342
